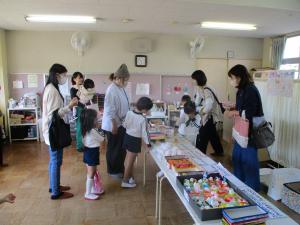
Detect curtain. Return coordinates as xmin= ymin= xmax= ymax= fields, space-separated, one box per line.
xmin=271 ymin=36 xmax=286 ymax=69
xmin=256 ymin=80 xmax=300 ymax=168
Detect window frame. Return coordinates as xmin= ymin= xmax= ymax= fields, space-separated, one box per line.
xmin=280 ymin=35 xmax=300 ymax=79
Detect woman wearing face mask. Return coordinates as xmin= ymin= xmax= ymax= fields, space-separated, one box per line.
xmin=42 ymin=63 xmax=78 ymax=199
xmin=102 ymin=64 xmax=130 ymax=178
xmin=225 ymin=64 xmax=263 ymax=192
xmin=191 ymin=70 xmax=224 ymax=156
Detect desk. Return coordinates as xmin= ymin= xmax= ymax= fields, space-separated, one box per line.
xmin=147 ymin=136 xmax=298 ymax=225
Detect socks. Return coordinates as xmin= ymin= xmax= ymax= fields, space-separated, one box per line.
xmin=85 ymin=177 xmax=99 ymax=200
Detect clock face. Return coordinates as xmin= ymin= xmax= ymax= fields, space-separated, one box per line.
xmin=135 ymin=55 xmax=147 ymax=67
xmin=137 ymin=57 xmax=145 ymax=65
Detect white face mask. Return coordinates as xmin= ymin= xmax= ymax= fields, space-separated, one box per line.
xmin=58 ymin=75 xmax=67 ymax=85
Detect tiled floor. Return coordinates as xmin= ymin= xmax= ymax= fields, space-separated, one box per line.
xmin=0 ymin=141 xmax=299 ymax=225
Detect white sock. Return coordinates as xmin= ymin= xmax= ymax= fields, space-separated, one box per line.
xmin=85 ymin=177 xmax=94 ymax=196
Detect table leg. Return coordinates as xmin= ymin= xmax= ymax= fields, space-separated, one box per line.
xmin=158 ymin=175 xmax=166 ymax=225
xmin=143 ymin=150 xmax=147 ymax=186
xmin=155 ymin=171 xmax=164 ymax=219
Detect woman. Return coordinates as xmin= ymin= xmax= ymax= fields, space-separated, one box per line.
xmin=42 ymin=63 xmax=78 ymax=199
xmin=102 ymin=64 xmax=130 ymax=178
xmin=70 ymin=72 xmax=84 ymax=151
xmin=70 ymin=71 xmax=84 ymax=99
xmin=225 ymin=64 xmax=263 ymax=192
xmin=191 ymin=70 xmax=224 ymax=155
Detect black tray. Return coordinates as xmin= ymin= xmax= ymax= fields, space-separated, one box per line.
xmin=176 ymin=173 xmax=255 ymax=221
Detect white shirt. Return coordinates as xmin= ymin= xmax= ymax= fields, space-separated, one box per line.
xmin=83 ymin=129 xmax=104 ymax=148
xmin=42 ymin=84 xmax=70 ymax=146
xmin=102 ymin=82 xmax=130 ymax=132
xmin=177 ymin=108 xmax=188 ymax=135
xmin=178 ymin=114 xmax=201 ymax=146
xmin=194 ymin=86 xmax=223 ymax=125
xmin=123 ymin=111 xmax=150 ymax=145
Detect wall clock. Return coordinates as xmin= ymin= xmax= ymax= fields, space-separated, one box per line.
xmin=135 ymin=55 xmax=147 ymax=67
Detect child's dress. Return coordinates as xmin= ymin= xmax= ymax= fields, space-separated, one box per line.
xmin=122 ymin=111 xmax=150 ymax=153
xmin=82 ymin=129 xmax=104 ymax=166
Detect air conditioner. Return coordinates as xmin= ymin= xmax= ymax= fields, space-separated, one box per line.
xmin=253 ymin=70 xmax=271 ymax=80
xmin=130 ymin=38 xmax=153 ymax=53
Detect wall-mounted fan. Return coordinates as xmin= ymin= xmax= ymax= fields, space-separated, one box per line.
xmin=71 ymin=31 xmax=91 ymax=56
xmin=190 ymin=36 xmax=205 ymax=59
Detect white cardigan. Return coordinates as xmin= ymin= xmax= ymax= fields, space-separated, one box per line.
xmin=101 ymin=82 xmax=130 ymax=132
xmin=42 ymin=84 xmax=70 ymax=146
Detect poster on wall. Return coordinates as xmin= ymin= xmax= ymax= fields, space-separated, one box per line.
xmin=136 ymin=83 xmax=150 ymax=96
xmin=13 ymin=80 xmax=23 ymax=89
xmin=27 ymin=74 xmax=38 ymax=88
xmin=267 ymin=70 xmax=294 ymax=97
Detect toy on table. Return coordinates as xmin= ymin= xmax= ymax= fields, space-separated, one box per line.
xmin=166 ymin=157 xmax=204 ymax=173
xmin=183 ymin=175 xmax=249 ymax=209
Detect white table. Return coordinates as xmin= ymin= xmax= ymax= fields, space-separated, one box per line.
xmin=147 ymin=136 xmax=298 ymax=225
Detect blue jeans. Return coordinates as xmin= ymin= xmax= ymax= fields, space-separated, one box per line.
xmin=232 ymin=142 xmax=260 ymax=192
xmin=48 ymin=147 xmax=63 ymax=196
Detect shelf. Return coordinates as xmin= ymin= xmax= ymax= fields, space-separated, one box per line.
xmin=11 ymin=137 xmax=38 ymax=141
xmin=9 ymin=123 xmax=37 ymax=126
xmin=8 ymin=107 xmax=38 ymax=111
xmin=8 ymin=108 xmax=40 ymax=143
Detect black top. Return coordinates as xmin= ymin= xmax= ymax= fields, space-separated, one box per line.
xmin=70 ymin=87 xmax=79 ymax=99
xmin=236 ymin=84 xmax=263 ymax=141
xmin=70 ymin=87 xmax=85 ymax=108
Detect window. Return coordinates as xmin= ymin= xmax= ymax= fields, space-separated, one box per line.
xmin=281 ymin=35 xmax=300 ymax=79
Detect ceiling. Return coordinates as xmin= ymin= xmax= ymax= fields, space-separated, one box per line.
xmin=0 ymin=0 xmax=300 ymax=38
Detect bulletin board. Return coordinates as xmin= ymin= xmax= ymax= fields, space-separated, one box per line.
xmin=9 ymin=73 xmax=194 ymax=104
xmin=8 ymin=73 xmax=45 ymax=100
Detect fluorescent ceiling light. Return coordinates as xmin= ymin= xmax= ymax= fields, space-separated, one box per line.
xmin=201 ymin=21 xmax=256 ymax=30
xmin=25 ymin=15 xmax=97 ymax=23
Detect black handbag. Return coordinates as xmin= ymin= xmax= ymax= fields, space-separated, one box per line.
xmin=251 ymin=121 xmax=275 ymax=149
xmin=49 ymin=109 xmax=72 ymax=150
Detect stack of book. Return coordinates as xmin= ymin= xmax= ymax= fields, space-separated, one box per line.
xmin=222 ymin=205 xmax=268 ymax=225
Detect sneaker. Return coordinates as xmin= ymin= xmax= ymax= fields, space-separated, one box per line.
xmin=121 ymin=181 xmax=136 ymax=188
xmin=70 ymin=116 xmax=78 ymax=122
xmin=91 ymin=187 xmax=105 ymax=195
xmin=129 ymin=177 xmax=136 ymax=184
xmin=51 ymin=191 xmax=74 ymax=200
xmin=84 ymin=193 xmax=100 ymax=200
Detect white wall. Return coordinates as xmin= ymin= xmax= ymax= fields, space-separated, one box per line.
xmin=6 ymin=31 xmax=263 ymax=75
xmin=0 ymin=29 xmax=8 ymax=129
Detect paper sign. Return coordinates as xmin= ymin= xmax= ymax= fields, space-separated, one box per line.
xmin=27 ymin=74 xmax=38 ymax=88
xmin=136 ymin=83 xmax=150 ymax=96
xmin=267 ymin=71 xmax=294 ymax=97
xmin=13 ymin=80 xmax=23 ymax=89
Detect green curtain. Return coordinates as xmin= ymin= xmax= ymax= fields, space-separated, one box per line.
xmin=271 ymin=36 xmax=286 ymax=70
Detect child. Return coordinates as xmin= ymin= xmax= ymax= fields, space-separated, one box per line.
xmin=178 ymin=101 xmax=201 ymax=147
xmin=177 ymin=95 xmax=191 ymax=136
xmin=122 ymin=97 xmax=153 ymax=188
xmin=74 ymin=79 xmax=96 ymax=152
xmin=81 ymin=108 xmax=105 ymax=200
xmin=0 ymin=193 xmax=16 ymax=204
